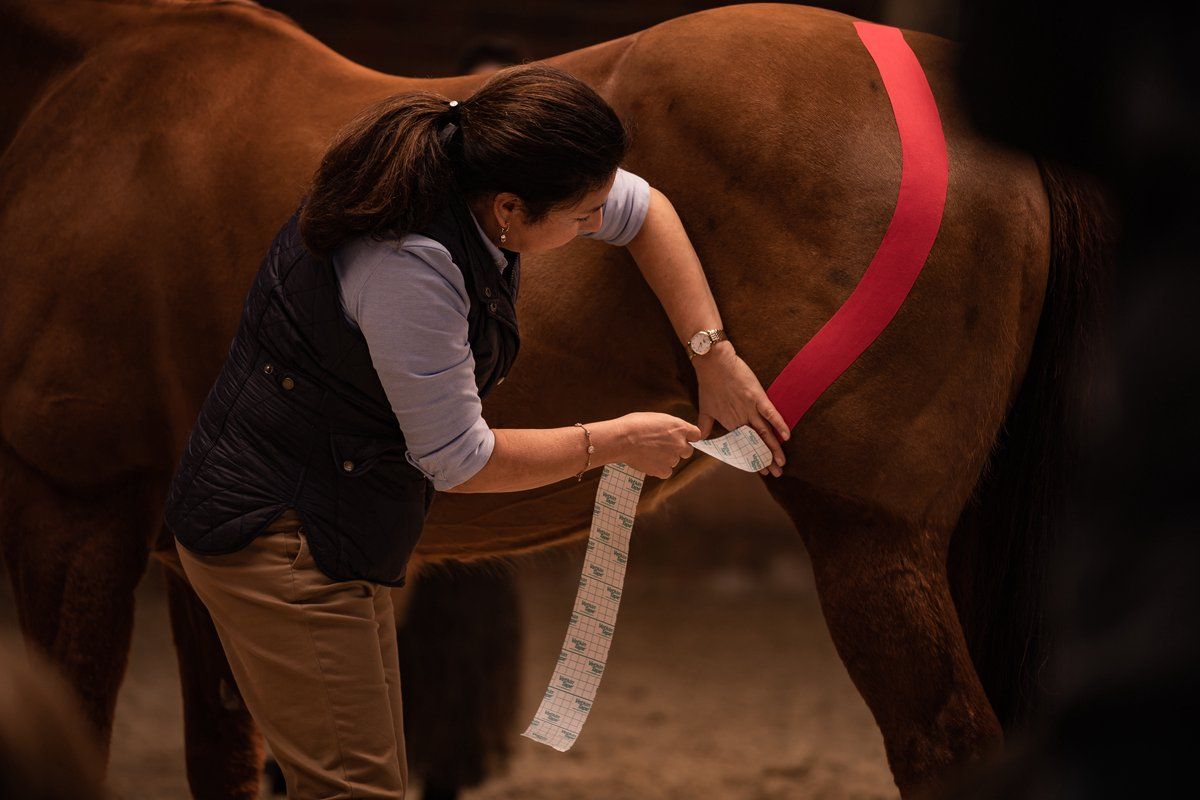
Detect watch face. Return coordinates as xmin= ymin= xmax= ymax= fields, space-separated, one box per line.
xmin=690 ymin=331 xmax=712 ymax=355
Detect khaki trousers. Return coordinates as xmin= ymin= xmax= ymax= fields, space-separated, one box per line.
xmin=178 ymin=508 xmax=408 ymax=799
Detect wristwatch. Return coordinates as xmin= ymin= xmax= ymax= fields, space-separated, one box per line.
xmin=684 ymin=328 xmax=729 ymax=359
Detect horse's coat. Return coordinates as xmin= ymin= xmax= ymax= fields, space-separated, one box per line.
xmin=0 ymin=1 xmax=1110 ymax=797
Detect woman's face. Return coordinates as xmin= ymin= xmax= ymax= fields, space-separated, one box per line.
xmin=481 ymin=171 xmax=617 ymax=255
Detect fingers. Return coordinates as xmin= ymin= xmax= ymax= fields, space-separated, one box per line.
xmin=758 ymin=398 xmax=792 ymax=442
xmin=680 ymin=427 xmax=697 ymax=460
xmin=750 ymin=411 xmax=786 ymax=477
xmin=681 ymin=420 xmax=701 ymax=461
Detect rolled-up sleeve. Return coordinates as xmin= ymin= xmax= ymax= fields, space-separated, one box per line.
xmin=579 ymin=167 xmax=651 ymax=247
xmin=349 ymin=242 xmax=495 ymax=492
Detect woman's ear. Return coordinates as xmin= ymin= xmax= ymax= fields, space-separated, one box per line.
xmin=493 ymin=192 xmax=524 ymax=224
xmin=506 ymin=195 xmax=531 ymax=225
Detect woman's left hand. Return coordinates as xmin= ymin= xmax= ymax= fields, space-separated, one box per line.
xmin=692 ymin=342 xmax=791 ymax=477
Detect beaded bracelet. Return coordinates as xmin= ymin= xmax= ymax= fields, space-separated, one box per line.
xmin=573 ymin=422 xmax=595 ymax=481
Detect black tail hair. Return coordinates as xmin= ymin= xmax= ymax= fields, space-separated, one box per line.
xmin=948 ymin=156 xmax=1116 ymax=728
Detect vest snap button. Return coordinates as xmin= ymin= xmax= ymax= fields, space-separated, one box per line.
xmin=488 ymin=301 xmax=497 ymax=313
xmin=281 ymin=377 xmax=295 ymax=390
xmin=263 ymin=363 xmax=274 ymax=374
xmin=342 ymin=460 xmax=355 ymax=472
xmin=483 ymin=286 xmax=492 ymax=297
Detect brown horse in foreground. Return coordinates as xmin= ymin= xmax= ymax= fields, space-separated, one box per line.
xmin=0 ymin=0 xmax=1109 ymax=797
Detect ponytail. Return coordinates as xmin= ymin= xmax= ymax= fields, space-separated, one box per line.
xmin=299 ymin=64 xmax=633 ymax=258
xmin=299 ymin=92 xmax=459 ymax=257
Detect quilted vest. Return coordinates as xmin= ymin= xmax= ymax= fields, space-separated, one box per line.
xmin=162 ymin=190 xmax=520 ymax=586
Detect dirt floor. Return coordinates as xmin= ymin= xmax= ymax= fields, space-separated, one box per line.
xmin=1 ymin=469 xmax=897 ymax=799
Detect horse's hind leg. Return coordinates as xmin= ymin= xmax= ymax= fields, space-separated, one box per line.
xmin=765 ymin=477 xmax=1001 ymax=797
xmin=163 ymin=564 xmax=264 ymax=799
xmin=0 ymin=449 xmax=150 ymax=765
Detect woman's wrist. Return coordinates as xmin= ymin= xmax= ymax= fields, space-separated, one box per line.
xmin=580 ymin=418 xmax=625 ymax=469
xmin=691 ymin=338 xmax=736 ymax=372
xmin=571 ymin=422 xmax=594 ymax=480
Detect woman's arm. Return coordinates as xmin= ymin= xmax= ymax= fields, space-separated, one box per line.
xmin=580 ymin=170 xmax=733 ymax=361
xmin=448 ymin=412 xmax=700 ymax=492
xmin=444 ymin=421 xmax=622 ymax=493
xmin=624 ymin=186 xmax=790 ymax=475
xmin=625 ymin=186 xmax=730 ymax=360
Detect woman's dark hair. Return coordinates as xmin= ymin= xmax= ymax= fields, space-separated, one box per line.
xmin=299 ymin=64 xmax=633 ymax=257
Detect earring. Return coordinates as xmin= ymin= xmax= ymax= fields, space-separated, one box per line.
xmin=499 ymin=222 xmax=510 ymax=244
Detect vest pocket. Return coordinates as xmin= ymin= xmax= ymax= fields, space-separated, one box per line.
xmin=328 ymin=431 xmax=414 ymax=478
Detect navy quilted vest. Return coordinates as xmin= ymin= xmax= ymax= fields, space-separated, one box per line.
xmin=163 ymin=190 xmax=520 ymax=586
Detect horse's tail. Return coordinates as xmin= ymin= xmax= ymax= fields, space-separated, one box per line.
xmin=948 ymin=155 xmax=1116 ymax=729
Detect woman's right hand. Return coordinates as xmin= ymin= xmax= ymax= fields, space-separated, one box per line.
xmin=613 ymin=412 xmax=702 ymax=479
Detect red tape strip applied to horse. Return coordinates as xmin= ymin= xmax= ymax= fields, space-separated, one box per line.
xmin=765 ymin=21 xmax=949 ymax=430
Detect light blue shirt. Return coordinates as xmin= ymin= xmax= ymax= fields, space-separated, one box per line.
xmin=331 ymin=167 xmax=651 ymax=490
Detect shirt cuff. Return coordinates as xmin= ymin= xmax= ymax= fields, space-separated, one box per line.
xmin=405 ymin=416 xmax=496 ymax=492
xmin=607 ymin=171 xmax=652 ymax=247
xmin=580 ymin=168 xmax=653 ymax=247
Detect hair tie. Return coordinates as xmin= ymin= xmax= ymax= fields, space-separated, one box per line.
xmin=438 ymin=99 xmax=462 ymax=145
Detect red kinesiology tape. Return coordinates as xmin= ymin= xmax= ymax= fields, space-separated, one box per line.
xmin=765 ymin=21 xmax=949 ymax=429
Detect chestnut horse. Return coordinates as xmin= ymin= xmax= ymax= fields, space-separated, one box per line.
xmin=0 ymin=0 xmax=1109 ymax=797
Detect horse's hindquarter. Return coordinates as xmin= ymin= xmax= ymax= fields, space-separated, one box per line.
xmin=420 ymin=6 xmax=1052 ymax=557
xmin=549 ymin=5 xmax=1049 ymax=531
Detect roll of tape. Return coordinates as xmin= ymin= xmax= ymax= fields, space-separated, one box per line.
xmin=522 ymin=425 xmax=773 ymax=750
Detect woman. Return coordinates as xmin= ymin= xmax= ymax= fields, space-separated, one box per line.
xmin=163 ymin=64 xmax=789 ymax=798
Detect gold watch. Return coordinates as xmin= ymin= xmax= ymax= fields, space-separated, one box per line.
xmin=685 ymin=328 xmax=729 ymax=359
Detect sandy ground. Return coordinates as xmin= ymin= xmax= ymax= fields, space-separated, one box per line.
xmin=1 ymin=470 xmax=896 ymax=799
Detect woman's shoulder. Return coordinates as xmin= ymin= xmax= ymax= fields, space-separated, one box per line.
xmin=333 ymin=232 xmax=470 ymax=316
xmin=335 ymin=231 xmax=454 ymax=269
xmin=332 ymin=232 xmax=465 ymax=287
